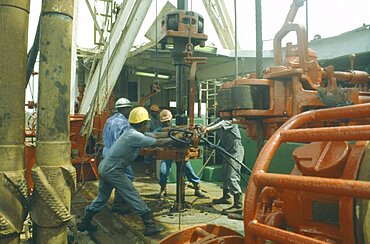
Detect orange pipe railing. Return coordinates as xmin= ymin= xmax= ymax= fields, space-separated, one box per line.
xmin=244 ymin=103 xmax=370 ymax=244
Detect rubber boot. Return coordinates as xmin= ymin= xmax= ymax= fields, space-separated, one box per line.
xmin=77 ymin=209 xmax=98 ymax=232
xmin=193 ymin=182 xmax=206 ymax=198
xmin=158 ymin=184 xmax=167 ymax=198
xmin=111 ymin=194 xmax=131 ymax=214
xmin=222 ymin=193 xmax=243 ymax=215
xmin=212 ymin=189 xmax=231 ymax=204
xmin=141 ymin=212 xmax=164 ymax=236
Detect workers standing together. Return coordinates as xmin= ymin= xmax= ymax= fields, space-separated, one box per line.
xmin=77 ymin=103 xmax=246 ymax=237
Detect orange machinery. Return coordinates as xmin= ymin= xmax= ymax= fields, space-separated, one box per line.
xmin=160 ymin=104 xmax=370 ymax=244
xmin=25 ymin=112 xmax=109 ymax=190
xmin=159 ymin=0 xmax=370 ymax=243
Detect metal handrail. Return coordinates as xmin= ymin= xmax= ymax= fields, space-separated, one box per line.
xmin=244 ymin=103 xmax=370 ymax=243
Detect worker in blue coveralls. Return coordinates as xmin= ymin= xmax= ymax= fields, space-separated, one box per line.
xmin=204 ymin=118 xmax=244 ymax=214
xmin=77 ymin=107 xmax=177 ymax=236
xmin=155 ymin=109 xmax=206 ymax=198
xmin=101 ymin=97 xmax=134 ymax=214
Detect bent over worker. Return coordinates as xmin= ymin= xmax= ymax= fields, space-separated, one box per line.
xmin=155 ymin=109 xmax=206 ymax=198
xmin=204 ymin=119 xmax=245 ymax=214
xmin=102 ymin=97 xmax=134 ymax=214
xmin=77 ymin=107 xmax=174 ymax=236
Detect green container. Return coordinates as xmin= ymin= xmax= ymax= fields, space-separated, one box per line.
xmin=239 ymin=127 xmax=302 ymax=187
xmin=202 ymin=164 xmax=223 ymax=182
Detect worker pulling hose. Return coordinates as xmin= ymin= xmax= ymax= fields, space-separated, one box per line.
xmin=168 ymin=128 xmax=251 ymax=182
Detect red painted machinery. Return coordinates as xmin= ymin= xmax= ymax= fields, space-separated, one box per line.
xmin=159 ymin=0 xmax=370 ymax=243
xmin=25 ymin=112 xmax=108 ymax=189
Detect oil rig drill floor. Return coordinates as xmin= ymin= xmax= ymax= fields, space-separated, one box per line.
xmin=69 ymin=161 xmax=245 ymax=244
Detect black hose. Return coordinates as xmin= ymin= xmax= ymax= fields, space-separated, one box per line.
xmin=26 ymin=15 xmax=41 ymax=88
xmin=167 ymin=128 xmax=252 ymax=184
xmin=199 ymin=136 xmax=252 ymax=175
xmin=168 ymin=128 xmax=194 ymax=144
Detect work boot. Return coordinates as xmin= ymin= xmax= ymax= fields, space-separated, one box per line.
xmin=158 ymin=185 xmax=167 ymax=198
xmin=193 ymin=183 xmax=207 ymax=198
xmin=222 ymin=193 xmax=243 ymax=215
xmin=212 ymin=189 xmax=232 ymax=204
xmin=140 ymin=212 xmax=164 ymax=236
xmin=77 ymin=209 xmax=98 ymax=232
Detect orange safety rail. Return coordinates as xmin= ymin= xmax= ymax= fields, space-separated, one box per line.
xmin=244 ymin=103 xmax=370 ymax=244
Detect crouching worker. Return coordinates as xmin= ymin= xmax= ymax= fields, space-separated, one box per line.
xmin=77 ymin=107 xmax=174 ymax=236
xmin=155 ymin=109 xmax=206 ymax=198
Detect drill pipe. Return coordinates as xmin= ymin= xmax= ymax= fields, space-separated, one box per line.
xmin=0 ymin=1 xmax=30 ymax=243
xmin=31 ymin=1 xmax=76 ymax=243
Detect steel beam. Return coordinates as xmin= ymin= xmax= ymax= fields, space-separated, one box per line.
xmin=79 ymin=0 xmax=152 ymax=115
xmin=202 ymin=0 xmax=238 ymax=50
xmin=31 ymin=1 xmax=76 ymax=243
xmin=0 ymin=1 xmax=30 ymax=243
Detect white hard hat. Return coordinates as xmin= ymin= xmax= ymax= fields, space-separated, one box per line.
xmin=115 ymin=98 xmax=132 ymax=108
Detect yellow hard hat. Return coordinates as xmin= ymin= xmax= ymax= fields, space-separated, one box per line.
xmin=159 ymin=109 xmax=173 ymax=122
xmin=150 ymin=104 xmax=160 ymax=112
xmin=128 ymin=107 xmax=151 ymax=124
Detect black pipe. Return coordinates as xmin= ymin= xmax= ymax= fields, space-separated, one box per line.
xmin=26 ymin=14 xmax=41 ymax=88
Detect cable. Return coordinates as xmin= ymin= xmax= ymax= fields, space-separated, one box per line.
xmin=154 ymin=0 xmax=159 ymax=79
xmin=199 ymin=136 xmax=252 ymax=175
xmin=167 ymin=128 xmax=251 ymax=184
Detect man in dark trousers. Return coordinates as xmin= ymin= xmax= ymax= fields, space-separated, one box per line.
xmin=77 ymin=107 xmax=175 ymax=236
xmin=204 ymin=118 xmax=245 ymax=214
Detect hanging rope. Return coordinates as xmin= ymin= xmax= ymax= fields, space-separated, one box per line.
xmin=154 ymin=0 xmax=159 ymax=80
xmin=254 ymin=0 xmax=265 ymax=154
xmin=234 ymin=0 xmax=238 ymax=78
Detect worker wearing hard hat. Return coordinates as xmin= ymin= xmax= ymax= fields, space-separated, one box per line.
xmin=147 ymin=103 xmax=161 ymax=132
xmin=101 ymin=97 xmax=134 ymax=215
xmin=78 ymin=107 xmax=175 ymax=236
xmin=144 ymin=103 xmax=162 ymax=176
xmin=102 ymin=97 xmax=132 ymax=158
xmin=204 ymin=118 xmax=245 ymax=215
xmin=155 ymin=109 xmax=206 ymax=198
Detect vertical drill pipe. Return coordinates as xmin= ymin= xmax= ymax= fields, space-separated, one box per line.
xmin=0 ymin=1 xmax=30 ymax=243
xmin=176 ymin=161 xmax=186 ymax=210
xmin=234 ymin=0 xmax=238 ymax=79
xmin=31 ymin=1 xmax=76 ymax=243
xmin=254 ymin=0 xmax=265 ymax=154
xmin=177 ymin=0 xmax=188 ymax=11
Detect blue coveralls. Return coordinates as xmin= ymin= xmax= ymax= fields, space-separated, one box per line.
xmin=207 ymin=120 xmax=244 ymax=195
xmin=154 ymin=125 xmax=201 ymax=187
xmin=102 ymin=112 xmax=134 ymax=180
xmin=86 ymin=126 xmax=156 ymax=215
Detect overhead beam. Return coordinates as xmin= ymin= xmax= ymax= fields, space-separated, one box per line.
xmin=79 ymin=0 xmax=152 ymax=114
xmin=202 ymin=0 xmax=239 ymax=50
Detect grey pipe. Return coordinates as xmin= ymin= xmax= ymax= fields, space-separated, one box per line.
xmin=31 ymin=1 xmax=76 ymax=243
xmin=0 ymin=1 xmax=30 ymax=243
